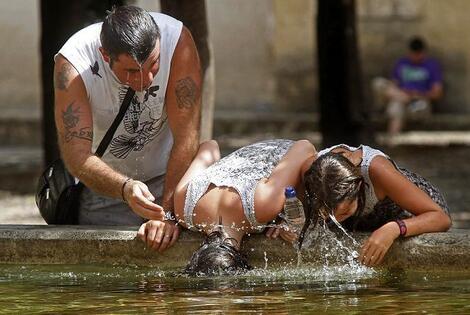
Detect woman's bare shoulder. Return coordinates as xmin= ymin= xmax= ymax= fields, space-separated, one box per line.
xmin=368 ymin=155 xmax=401 ymax=197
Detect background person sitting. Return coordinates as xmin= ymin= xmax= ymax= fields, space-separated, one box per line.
xmin=373 ymin=36 xmax=443 ymax=136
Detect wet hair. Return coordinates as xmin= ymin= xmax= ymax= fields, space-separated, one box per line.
xmin=299 ymin=152 xmax=367 ymax=249
xmin=100 ymin=5 xmax=161 ymax=65
xmin=184 ymin=231 xmax=251 ymax=276
xmin=408 ymin=36 xmax=426 ymax=52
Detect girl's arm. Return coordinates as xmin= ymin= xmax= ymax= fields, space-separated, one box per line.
xmin=370 ymin=156 xmax=451 ymax=235
xmin=254 ymin=140 xmax=316 ymax=224
xmin=360 ymin=156 xmax=451 ymax=266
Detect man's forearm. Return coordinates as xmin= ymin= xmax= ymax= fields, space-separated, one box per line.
xmin=161 ymin=140 xmax=198 ymax=212
xmin=54 ymin=54 xmax=130 ymax=203
xmin=64 ymin=152 xmax=127 ymax=201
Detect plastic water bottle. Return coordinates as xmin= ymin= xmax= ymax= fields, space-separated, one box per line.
xmin=283 ymin=186 xmax=305 ymax=232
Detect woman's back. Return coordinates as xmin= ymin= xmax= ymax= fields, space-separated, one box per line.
xmin=182 ymin=139 xmax=295 ymax=230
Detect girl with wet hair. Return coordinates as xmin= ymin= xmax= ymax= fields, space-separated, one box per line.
xmin=184 ymin=230 xmax=251 ymax=276
xmin=299 ymin=153 xmax=367 ymax=239
xmin=295 ymin=144 xmax=451 ymax=267
xmin=139 ymin=139 xmax=317 ymax=275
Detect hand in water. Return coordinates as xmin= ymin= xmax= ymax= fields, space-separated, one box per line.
xmin=123 ymin=179 xmax=165 ymax=220
xmin=138 ymin=220 xmax=181 ymax=252
xmin=359 ymin=222 xmax=400 ymax=266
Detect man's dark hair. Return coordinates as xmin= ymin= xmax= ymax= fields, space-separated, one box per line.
xmin=101 ymin=5 xmax=161 ymax=65
xmin=408 ymin=36 xmax=426 ymax=52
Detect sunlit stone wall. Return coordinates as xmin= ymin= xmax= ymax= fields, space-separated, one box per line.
xmin=0 ymin=0 xmax=469 ymax=115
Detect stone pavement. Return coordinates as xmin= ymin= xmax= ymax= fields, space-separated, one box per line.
xmin=0 ymin=191 xmax=45 ymax=225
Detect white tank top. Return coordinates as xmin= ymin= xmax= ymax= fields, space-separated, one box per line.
xmin=56 ymin=13 xmax=183 ymax=181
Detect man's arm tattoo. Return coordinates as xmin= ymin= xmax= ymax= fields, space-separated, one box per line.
xmin=62 ymin=101 xmax=92 ymax=143
xmin=175 ymin=77 xmax=199 ymax=109
xmin=55 ymin=63 xmax=75 ymax=91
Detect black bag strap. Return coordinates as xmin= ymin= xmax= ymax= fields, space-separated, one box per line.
xmin=95 ymin=88 xmax=135 ymax=157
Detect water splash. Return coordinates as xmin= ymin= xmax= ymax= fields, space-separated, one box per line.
xmin=245 ymin=263 xmax=374 ymax=284
xmin=328 ymin=214 xmax=359 ymax=247
xmin=296 ymin=250 xmax=302 ymax=268
xmin=296 ymin=217 xmax=370 ymax=279
xmin=185 ymin=211 xmax=369 ymax=281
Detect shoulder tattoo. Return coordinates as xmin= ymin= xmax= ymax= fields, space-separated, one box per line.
xmin=175 ymin=76 xmax=199 ymax=109
xmin=55 ymin=62 xmax=75 ymax=91
xmin=62 ymin=101 xmax=92 ymax=143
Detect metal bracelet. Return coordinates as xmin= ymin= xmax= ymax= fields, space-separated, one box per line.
xmin=121 ymin=178 xmax=132 ymax=203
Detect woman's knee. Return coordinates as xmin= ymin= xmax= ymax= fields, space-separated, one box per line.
xmin=198 ymin=140 xmax=220 ymax=165
xmin=200 ymin=140 xmax=219 ymax=152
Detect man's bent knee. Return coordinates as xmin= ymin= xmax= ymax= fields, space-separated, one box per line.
xmin=386 ymin=100 xmax=406 ymax=119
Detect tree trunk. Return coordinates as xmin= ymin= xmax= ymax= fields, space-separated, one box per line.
xmin=316 ymin=0 xmax=370 ymax=147
xmin=40 ymin=0 xmax=123 ymax=166
xmin=160 ymin=0 xmax=214 ymax=141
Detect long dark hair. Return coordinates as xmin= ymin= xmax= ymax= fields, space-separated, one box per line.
xmin=184 ymin=231 xmax=251 ymax=276
xmin=298 ymin=152 xmax=366 ymax=249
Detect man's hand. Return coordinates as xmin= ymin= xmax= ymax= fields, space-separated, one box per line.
xmin=123 ymin=179 xmax=165 ymax=220
xmin=137 ymin=220 xmax=181 ymax=252
xmin=359 ymin=222 xmax=400 ymax=267
xmin=265 ymin=224 xmax=297 ymax=244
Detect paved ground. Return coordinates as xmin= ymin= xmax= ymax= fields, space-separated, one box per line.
xmin=0 ymin=191 xmax=45 ymax=224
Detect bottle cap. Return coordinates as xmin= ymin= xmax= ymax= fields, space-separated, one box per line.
xmin=284 ymin=186 xmax=296 ymax=198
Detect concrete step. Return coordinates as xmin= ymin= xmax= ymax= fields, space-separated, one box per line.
xmin=2 ymin=108 xmax=470 ymax=146
xmin=216 ymin=131 xmax=470 ymax=155
xmin=2 ymin=130 xmax=470 ymax=194
xmin=0 ymin=146 xmax=43 ymax=193
xmin=0 ymin=225 xmax=469 ymax=270
xmin=0 ymin=107 xmax=41 ymax=146
xmin=213 ymin=110 xmax=470 ymax=135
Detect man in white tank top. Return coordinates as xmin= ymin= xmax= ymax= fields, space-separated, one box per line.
xmin=54 ymin=5 xmax=201 ymax=250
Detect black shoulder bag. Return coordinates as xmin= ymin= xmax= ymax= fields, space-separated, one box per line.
xmin=35 ymin=88 xmax=135 ymax=224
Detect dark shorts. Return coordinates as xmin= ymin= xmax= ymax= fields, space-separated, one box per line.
xmin=78 ymin=174 xmax=165 ymax=225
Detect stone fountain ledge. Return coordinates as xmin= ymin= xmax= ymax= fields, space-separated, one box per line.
xmin=0 ymin=225 xmax=469 ymax=271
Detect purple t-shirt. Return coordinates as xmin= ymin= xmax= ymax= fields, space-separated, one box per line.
xmin=392 ymin=57 xmax=442 ymax=93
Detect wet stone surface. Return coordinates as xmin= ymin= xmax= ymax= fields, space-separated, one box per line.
xmin=0 ymin=225 xmax=469 ymax=271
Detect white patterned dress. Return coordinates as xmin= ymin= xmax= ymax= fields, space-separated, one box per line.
xmin=183 ymin=139 xmax=295 ymax=230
